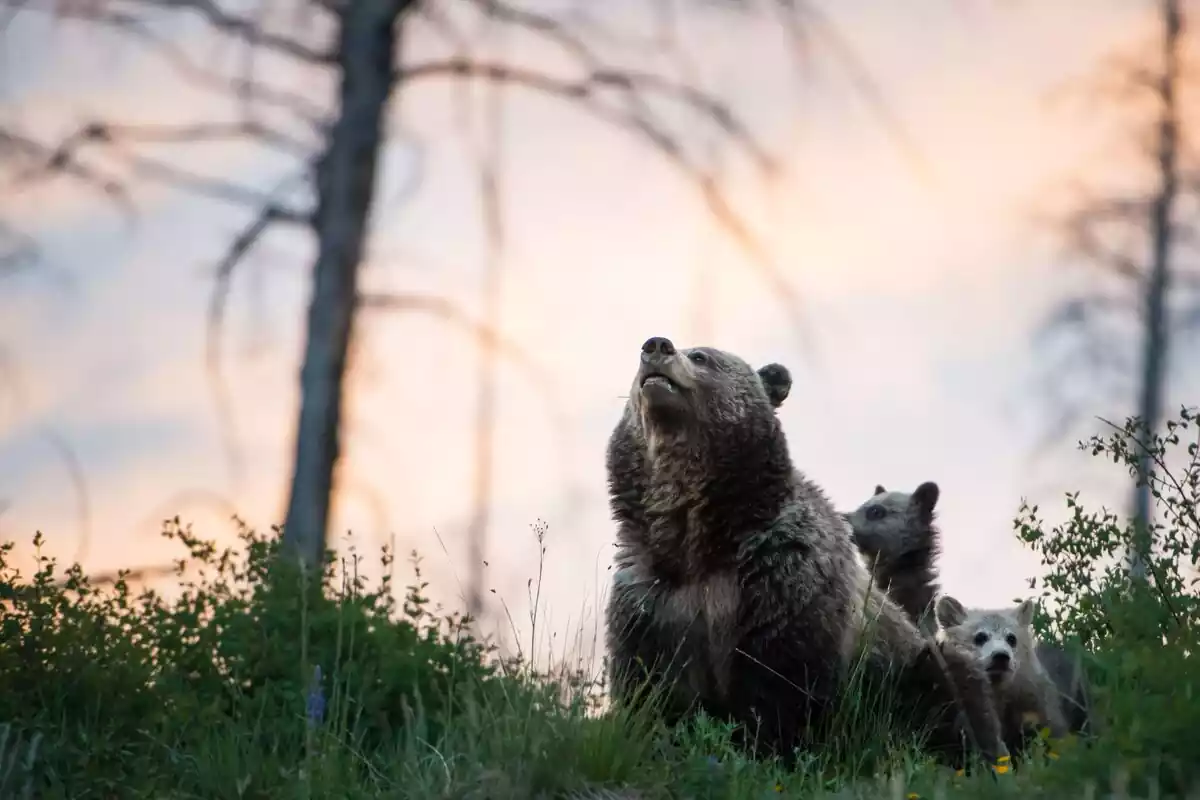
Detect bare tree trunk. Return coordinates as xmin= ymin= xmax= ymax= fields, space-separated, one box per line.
xmin=1129 ymin=0 xmax=1183 ymax=580
xmin=282 ymin=0 xmax=411 ymax=571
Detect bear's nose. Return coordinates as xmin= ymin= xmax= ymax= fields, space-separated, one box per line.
xmin=641 ymin=337 xmax=676 ymax=357
xmin=989 ymin=651 xmax=1011 ymax=669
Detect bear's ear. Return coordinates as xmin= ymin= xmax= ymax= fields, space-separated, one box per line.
xmin=874 ymin=484 xmax=887 ymax=496
xmin=1015 ymin=598 xmax=1036 ymax=627
xmin=911 ymin=481 xmax=939 ymax=523
xmin=757 ymin=363 xmax=791 ymax=408
xmin=935 ymin=595 xmax=967 ymax=628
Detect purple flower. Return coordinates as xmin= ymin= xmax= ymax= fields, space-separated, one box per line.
xmin=306 ymin=664 xmax=325 ymax=726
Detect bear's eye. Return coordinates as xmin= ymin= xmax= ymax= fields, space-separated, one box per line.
xmin=865 ymin=505 xmax=887 ymax=522
xmin=688 ymin=351 xmax=708 ymax=365
xmin=1005 ymin=633 xmax=1018 ymax=647
xmin=973 ymin=632 xmax=989 ymax=646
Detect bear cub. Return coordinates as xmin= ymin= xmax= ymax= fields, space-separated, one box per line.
xmin=937 ymin=595 xmax=1068 ymax=759
xmin=844 ymin=482 xmax=942 ymax=636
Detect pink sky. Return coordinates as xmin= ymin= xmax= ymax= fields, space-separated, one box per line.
xmin=2 ymin=0 xmax=1196 ymax=664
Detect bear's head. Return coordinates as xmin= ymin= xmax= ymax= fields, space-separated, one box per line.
xmin=936 ymin=595 xmax=1038 ymax=688
xmin=844 ymin=481 xmax=940 ymax=563
xmin=627 ymin=336 xmax=791 ymax=443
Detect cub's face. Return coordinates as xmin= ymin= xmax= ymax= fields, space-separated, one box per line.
xmin=937 ymin=595 xmax=1036 ymax=687
xmin=844 ymin=482 xmax=939 ymax=561
xmin=628 ymin=336 xmax=791 ymax=436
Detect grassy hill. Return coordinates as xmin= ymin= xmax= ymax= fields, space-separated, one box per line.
xmin=2 ymin=409 xmax=1197 ymax=799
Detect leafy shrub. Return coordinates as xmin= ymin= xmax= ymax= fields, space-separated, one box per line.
xmin=0 ymin=521 xmax=500 ymax=798
xmin=1014 ymin=406 xmax=1200 ymax=794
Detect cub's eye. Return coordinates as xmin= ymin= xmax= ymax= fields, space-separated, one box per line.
xmin=973 ymin=632 xmax=989 ymax=646
xmin=688 ymin=351 xmax=708 ymax=365
xmin=1005 ymin=633 xmax=1018 ymax=647
xmin=865 ymin=505 xmax=887 ymax=522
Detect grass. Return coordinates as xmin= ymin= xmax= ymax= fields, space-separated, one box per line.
xmin=1 ymin=408 xmax=1198 ymax=799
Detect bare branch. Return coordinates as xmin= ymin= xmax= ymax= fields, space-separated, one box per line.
xmin=8 ymin=121 xmax=315 ymax=217
xmin=113 ymin=0 xmax=333 ymax=64
xmin=394 ymin=44 xmax=826 ymax=348
xmin=4 ymin=0 xmax=328 ymax=125
xmin=99 ymin=120 xmax=315 ymax=157
xmin=1 ymin=127 xmax=133 ymax=215
xmin=396 ymin=58 xmax=778 ymax=176
xmin=458 ymin=0 xmax=594 ymax=65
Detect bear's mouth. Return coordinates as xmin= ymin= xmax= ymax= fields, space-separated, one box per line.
xmin=985 ymin=665 xmax=1012 ymax=683
xmin=640 ymin=372 xmax=678 ymax=392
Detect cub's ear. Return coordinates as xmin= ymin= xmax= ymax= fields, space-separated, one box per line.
xmin=757 ymin=363 xmax=791 ymax=408
xmin=1015 ymin=598 xmax=1036 ymax=627
xmin=874 ymin=484 xmax=887 ymax=496
xmin=911 ymin=481 xmax=940 ymax=523
xmin=935 ymin=595 xmax=967 ymax=628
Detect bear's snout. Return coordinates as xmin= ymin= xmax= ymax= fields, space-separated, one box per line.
xmin=641 ymin=336 xmax=676 ymax=358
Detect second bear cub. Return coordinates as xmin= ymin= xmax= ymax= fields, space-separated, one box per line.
xmin=937 ymin=595 xmax=1068 ymax=760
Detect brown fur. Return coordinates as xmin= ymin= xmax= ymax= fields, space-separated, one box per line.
xmin=937 ymin=596 xmax=1067 ymax=760
xmin=844 ymin=482 xmax=942 ymax=636
xmin=604 ymin=337 xmax=1004 ymax=767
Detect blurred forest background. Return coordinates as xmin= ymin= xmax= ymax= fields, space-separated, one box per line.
xmin=1 ymin=0 xmax=1198 ymax=662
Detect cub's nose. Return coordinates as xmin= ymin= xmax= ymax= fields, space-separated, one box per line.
xmin=989 ymin=651 xmax=1011 ymax=669
xmin=641 ymin=336 xmax=676 ymax=357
